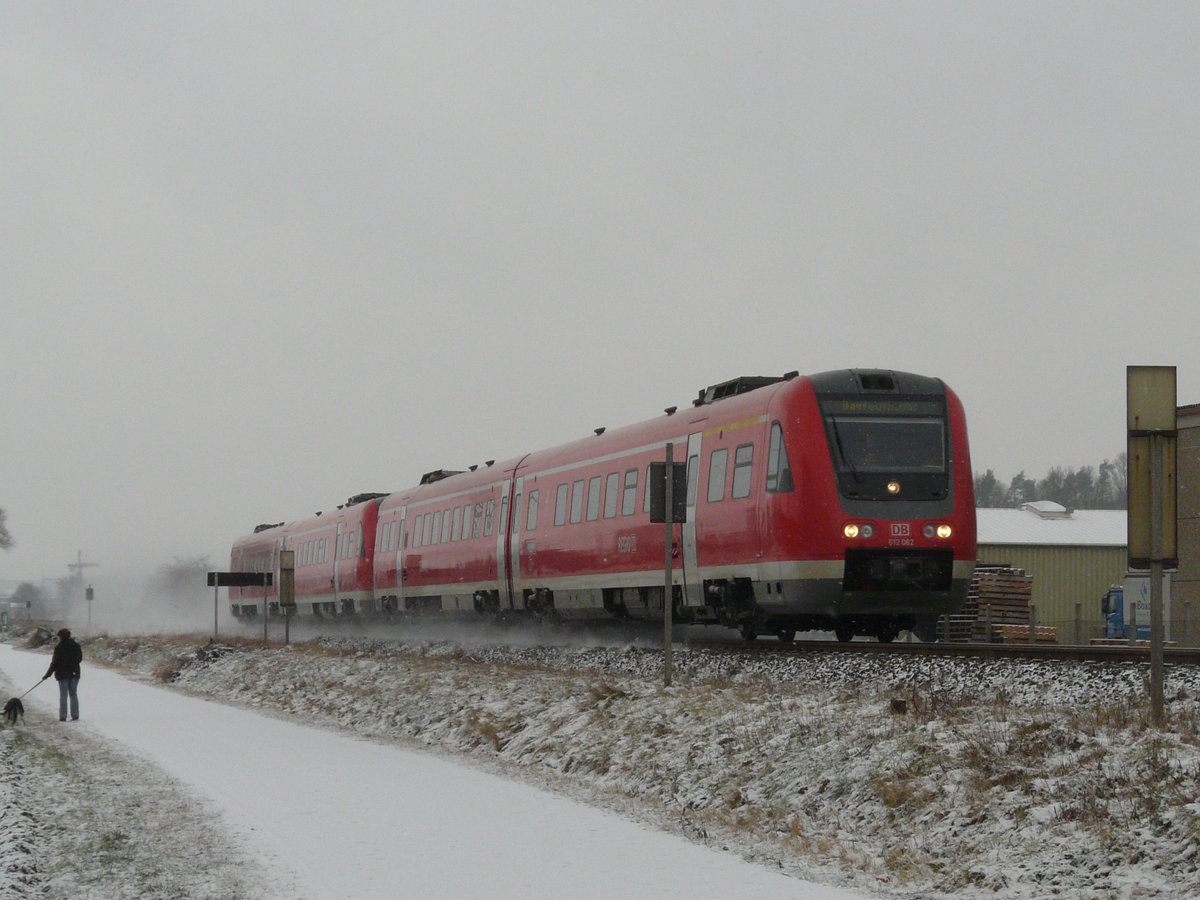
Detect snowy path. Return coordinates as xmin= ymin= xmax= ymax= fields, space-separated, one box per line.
xmin=0 ymin=645 xmax=865 ymax=899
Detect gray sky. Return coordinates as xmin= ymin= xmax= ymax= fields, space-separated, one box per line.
xmin=3 ymin=3 xmax=1198 ymax=586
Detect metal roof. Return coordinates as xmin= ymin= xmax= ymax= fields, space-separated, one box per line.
xmin=977 ymin=504 xmax=1126 ymax=547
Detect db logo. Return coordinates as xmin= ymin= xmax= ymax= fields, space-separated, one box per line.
xmin=890 ymin=523 xmax=911 ymax=538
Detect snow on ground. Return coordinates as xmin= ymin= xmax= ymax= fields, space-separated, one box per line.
xmin=2 ymin=625 xmax=1200 ymax=898
xmin=0 ymin=636 xmax=865 ymax=899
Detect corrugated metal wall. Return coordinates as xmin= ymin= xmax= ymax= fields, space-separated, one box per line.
xmin=1177 ymin=418 xmax=1199 ymax=634
xmin=977 ymin=544 xmax=1127 ymax=642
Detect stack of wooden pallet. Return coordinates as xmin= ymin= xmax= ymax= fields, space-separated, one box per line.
xmin=943 ymin=565 xmax=1056 ymax=643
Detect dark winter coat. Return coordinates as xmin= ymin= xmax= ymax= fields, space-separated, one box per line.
xmin=44 ymin=637 xmax=82 ymax=681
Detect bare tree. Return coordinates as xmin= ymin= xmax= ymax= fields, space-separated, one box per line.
xmin=0 ymin=507 xmax=13 ymax=551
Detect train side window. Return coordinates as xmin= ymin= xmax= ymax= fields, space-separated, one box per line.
xmin=643 ymin=465 xmax=653 ymax=514
xmin=424 ymin=513 xmax=435 ymax=546
xmin=527 ymin=490 xmax=540 ymax=531
xmin=766 ymin=422 xmax=795 ymax=493
xmin=484 ymin=499 xmax=496 ymax=536
xmin=622 ymin=468 xmax=638 ymax=516
xmin=586 ymin=476 xmax=602 ymax=521
xmin=431 ymin=511 xmax=442 ymax=545
xmin=732 ymin=443 xmax=754 ymax=499
xmin=472 ymin=503 xmax=484 ymax=538
xmin=461 ymin=504 xmax=471 ymax=539
xmin=441 ymin=508 xmax=453 ymax=543
xmin=707 ymin=448 xmax=728 ymax=503
xmin=555 ymin=484 xmax=569 ymax=525
xmin=686 ymin=455 xmax=699 ymax=506
xmin=510 ymin=493 xmax=521 ymax=535
xmin=451 ymin=506 xmax=462 ymax=541
xmin=570 ymin=479 xmax=585 ymax=524
xmin=604 ymin=473 xmax=620 ymax=518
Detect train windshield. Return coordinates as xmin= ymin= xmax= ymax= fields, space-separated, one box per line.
xmin=825 ymin=415 xmax=945 ymax=474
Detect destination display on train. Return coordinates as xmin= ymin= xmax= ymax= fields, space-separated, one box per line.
xmin=820 ymin=398 xmax=944 ymax=417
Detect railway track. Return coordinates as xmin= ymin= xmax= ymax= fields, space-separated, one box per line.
xmin=683 ymin=635 xmax=1200 ymax=665
xmin=247 ymin=614 xmax=1200 ymax=666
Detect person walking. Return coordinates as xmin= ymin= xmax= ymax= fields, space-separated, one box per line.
xmin=43 ymin=628 xmax=82 ymax=721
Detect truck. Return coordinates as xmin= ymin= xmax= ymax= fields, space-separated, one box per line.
xmin=1101 ymin=570 xmax=1171 ymax=641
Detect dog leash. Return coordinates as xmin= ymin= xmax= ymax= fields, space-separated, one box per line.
xmin=17 ymin=679 xmax=46 ymax=700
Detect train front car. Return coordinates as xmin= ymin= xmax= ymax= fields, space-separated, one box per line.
xmin=762 ymin=369 xmax=976 ymax=642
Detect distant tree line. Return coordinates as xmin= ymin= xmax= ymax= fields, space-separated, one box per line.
xmin=974 ymin=453 xmax=1127 ymax=510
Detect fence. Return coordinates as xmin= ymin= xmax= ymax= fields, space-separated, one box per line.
xmin=936 ymin=564 xmax=1200 ymax=647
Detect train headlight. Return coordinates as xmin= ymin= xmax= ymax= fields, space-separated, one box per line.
xmin=844 ymin=524 xmax=860 ymax=539
xmin=843 ymin=523 xmax=874 ymax=539
xmin=936 ymin=524 xmax=953 ymax=539
xmin=887 ymin=481 xmax=901 ymax=495
xmin=860 ymin=524 xmax=875 ymax=538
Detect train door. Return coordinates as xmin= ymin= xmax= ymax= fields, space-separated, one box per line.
xmin=333 ymin=522 xmax=342 ymax=602
xmin=396 ymin=508 xmax=407 ymax=611
xmin=496 ymin=481 xmax=514 ymax=608
xmin=508 ymin=476 xmax=524 ymax=608
xmin=682 ymin=431 xmax=703 ymax=607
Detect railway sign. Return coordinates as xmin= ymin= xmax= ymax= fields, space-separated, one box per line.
xmin=207 ymin=572 xmax=273 ymax=587
xmin=1126 ymin=364 xmax=1176 ymax=726
xmin=278 ymin=551 xmax=296 ymax=607
xmin=1127 ymin=366 xmax=1177 ymax=569
xmin=648 ymin=460 xmax=687 ymax=524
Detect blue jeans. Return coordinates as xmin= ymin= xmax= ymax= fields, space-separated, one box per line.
xmin=58 ymin=678 xmax=79 ymax=721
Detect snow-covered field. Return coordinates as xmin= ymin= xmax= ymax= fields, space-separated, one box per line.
xmin=2 ymin=624 xmax=1199 ymax=898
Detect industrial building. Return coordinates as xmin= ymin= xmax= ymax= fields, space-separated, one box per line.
xmin=976 ymin=502 xmax=1127 ymax=642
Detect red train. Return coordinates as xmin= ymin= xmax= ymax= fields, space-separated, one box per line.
xmin=230 ymin=369 xmax=977 ymax=641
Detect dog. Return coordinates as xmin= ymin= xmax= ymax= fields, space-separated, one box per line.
xmin=4 ymin=697 xmax=24 ymax=726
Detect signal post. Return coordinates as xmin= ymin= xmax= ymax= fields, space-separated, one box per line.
xmin=1127 ymin=366 xmax=1178 ymax=725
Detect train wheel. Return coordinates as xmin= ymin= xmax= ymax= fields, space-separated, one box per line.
xmin=741 ymin=623 xmax=759 ymax=641
xmin=776 ymin=629 xmax=796 ymax=643
xmin=834 ymin=625 xmax=854 ymax=643
xmin=876 ymin=625 xmax=900 ymax=643
xmin=913 ymin=619 xmax=939 ymax=642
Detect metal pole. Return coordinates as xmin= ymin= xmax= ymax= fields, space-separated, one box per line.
xmin=663 ymin=442 xmax=674 ymax=688
xmin=1150 ymin=434 xmax=1165 ymax=724
xmin=214 ymin=584 xmax=219 ymax=637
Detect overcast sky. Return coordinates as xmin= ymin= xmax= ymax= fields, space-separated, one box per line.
xmin=3 ymin=3 xmax=1198 ymax=587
